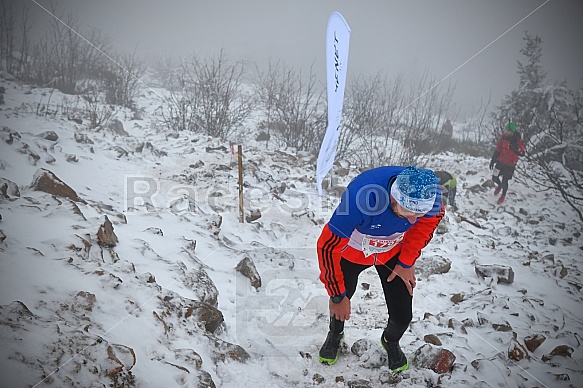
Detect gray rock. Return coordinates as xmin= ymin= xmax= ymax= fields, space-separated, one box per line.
xmin=31 ymin=168 xmax=85 ymax=203
xmin=186 ymin=302 xmax=224 ymax=334
xmin=108 ymin=119 xmax=129 ymax=136
xmin=74 ymin=132 xmax=94 ymax=144
xmin=524 ymin=333 xmax=546 ymax=352
xmin=413 ymin=344 xmax=456 ymax=373
xmin=245 ymin=209 xmax=262 ymax=223
xmin=236 ymin=257 xmax=261 ymax=290
xmin=97 ymin=215 xmax=118 ymax=247
xmin=475 ymin=263 xmax=514 ymax=284
xmin=0 ymin=177 xmax=20 ymax=199
xmin=415 ymin=255 xmax=452 ymax=278
xmin=38 ymin=131 xmax=59 ymax=141
xmin=424 ymin=334 xmax=442 ymax=346
xmin=350 ymin=338 xmax=372 ymax=357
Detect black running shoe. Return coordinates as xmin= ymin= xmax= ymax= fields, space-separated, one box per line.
xmin=319 ymin=331 xmax=344 ymax=365
xmin=381 ymin=335 xmax=409 ymax=372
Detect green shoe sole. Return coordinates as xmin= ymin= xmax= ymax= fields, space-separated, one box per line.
xmin=391 ymin=358 xmax=409 ymax=373
xmin=319 ymin=353 xmax=339 ymax=365
xmin=380 ymin=338 xmax=409 ymax=373
xmin=319 ymin=333 xmax=344 ymax=365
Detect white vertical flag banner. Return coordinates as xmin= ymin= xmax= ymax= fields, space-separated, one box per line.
xmin=316 ymin=12 xmax=351 ymax=196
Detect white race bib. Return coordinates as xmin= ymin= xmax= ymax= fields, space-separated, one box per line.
xmin=361 ymin=234 xmax=403 ymax=257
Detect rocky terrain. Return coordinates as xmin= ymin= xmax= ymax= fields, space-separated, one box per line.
xmin=1 ymin=75 xmax=581 ymax=387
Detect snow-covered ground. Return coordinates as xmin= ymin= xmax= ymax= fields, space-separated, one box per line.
xmin=1 ymin=74 xmax=581 ymax=387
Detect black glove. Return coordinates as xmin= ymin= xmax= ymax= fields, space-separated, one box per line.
xmin=490 ymin=151 xmax=500 ymax=169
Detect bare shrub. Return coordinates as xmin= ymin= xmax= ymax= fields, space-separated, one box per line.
xmin=20 ymin=4 xmax=111 ymax=94
xmin=254 ymin=60 xmax=326 ymax=152
xmin=399 ymin=71 xmax=458 ymax=163
xmin=159 ymin=50 xmax=252 ymax=140
xmin=82 ymin=88 xmax=117 ymax=129
xmin=341 ymin=73 xmax=406 ymax=167
xmin=0 ymin=0 xmax=16 ymax=73
xmin=102 ymin=50 xmax=146 ymax=110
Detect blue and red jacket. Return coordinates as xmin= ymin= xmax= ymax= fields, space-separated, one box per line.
xmin=317 ymin=166 xmax=444 ymax=297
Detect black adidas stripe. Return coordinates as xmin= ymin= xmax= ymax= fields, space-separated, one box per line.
xmin=321 ymin=233 xmax=342 ymax=296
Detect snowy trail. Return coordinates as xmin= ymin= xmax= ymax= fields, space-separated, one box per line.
xmin=1 ymin=78 xmax=581 ymax=387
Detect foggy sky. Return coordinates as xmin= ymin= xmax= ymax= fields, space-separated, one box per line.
xmin=24 ymin=0 xmax=583 ymax=118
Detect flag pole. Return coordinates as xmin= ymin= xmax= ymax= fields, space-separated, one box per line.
xmin=238 ymin=145 xmax=244 ymax=223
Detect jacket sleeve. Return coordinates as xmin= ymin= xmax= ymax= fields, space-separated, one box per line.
xmin=515 ymin=138 xmax=526 ymax=156
xmin=495 ymin=135 xmax=503 ymax=153
xmin=492 ymin=135 xmax=504 ymax=162
xmin=317 ymin=223 xmax=350 ymax=296
xmin=491 ymin=150 xmax=500 ymax=164
xmin=398 ymin=204 xmax=445 ymax=267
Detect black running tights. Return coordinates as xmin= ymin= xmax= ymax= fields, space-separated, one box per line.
xmin=492 ymin=173 xmax=510 ymax=196
xmin=329 ymin=256 xmax=413 ymax=343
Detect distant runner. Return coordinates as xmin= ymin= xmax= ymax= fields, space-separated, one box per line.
xmin=434 ymin=170 xmax=458 ymax=211
xmin=489 ymin=122 xmax=526 ymax=204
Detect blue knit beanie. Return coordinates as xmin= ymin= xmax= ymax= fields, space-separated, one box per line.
xmin=390 ymin=166 xmax=438 ymax=213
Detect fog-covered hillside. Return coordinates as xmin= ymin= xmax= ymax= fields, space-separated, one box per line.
xmin=1 ymin=75 xmax=581 ymax=387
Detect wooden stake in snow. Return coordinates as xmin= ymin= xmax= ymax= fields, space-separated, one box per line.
xmin=238 ymin=145 xmax=244 ymax=223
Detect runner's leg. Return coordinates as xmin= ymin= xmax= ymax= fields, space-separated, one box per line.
xmin=329 ymin=259 xmax=370 ymax=334
xmin=375 ymin=256 xmax=413 ymax=342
